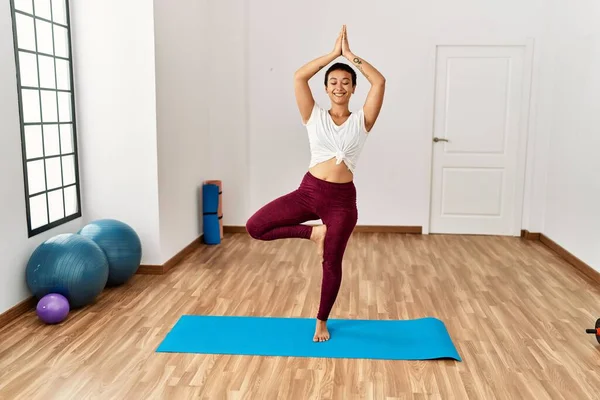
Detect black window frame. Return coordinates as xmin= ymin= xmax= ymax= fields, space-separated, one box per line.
xmin=9 ymin=0 xmax=82 ymax=237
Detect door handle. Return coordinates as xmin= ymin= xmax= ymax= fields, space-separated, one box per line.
xmin=433 ymin=137 xmax=449 ymax=142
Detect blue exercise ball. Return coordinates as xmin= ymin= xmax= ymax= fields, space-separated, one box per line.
xmin=26 ymin=233 xmax=109 ymax=308
xmin=78 ymin=219 xmax=142 ymax=286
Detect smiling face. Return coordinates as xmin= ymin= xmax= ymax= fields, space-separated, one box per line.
xmin=325 ymin=69 xmax=356 ymax=106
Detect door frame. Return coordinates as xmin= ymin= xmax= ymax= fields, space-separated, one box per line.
xmin=422 ymin=36 xmax=536 ymax=236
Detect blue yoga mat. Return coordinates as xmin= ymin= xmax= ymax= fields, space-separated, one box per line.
xmin=156 ymin=315 xmax=461 ymax=361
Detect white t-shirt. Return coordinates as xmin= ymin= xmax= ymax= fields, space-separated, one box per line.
xmin=303 ymin=103 xmax=368 ymax=173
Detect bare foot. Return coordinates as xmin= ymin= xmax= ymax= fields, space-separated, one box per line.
xmin=310 ymin=225 xmax=327 ymax=259
xmin=313 ymin=319 xmax=330 ymax=342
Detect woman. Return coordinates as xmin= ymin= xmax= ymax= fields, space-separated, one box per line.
xmin=246 ymin=25 xmax=385 ymax=341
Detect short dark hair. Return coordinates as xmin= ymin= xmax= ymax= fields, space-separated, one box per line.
xmin=324 ymin=63 xmax=356 ymax=87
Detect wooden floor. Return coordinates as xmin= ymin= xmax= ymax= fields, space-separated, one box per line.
xmin=1 ymin=232 xmax=600 ymax=399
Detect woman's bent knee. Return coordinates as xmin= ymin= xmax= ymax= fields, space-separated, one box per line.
xmin=245 ymin=217 xmax=261 ymax=239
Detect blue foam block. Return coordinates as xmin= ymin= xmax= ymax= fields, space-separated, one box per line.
xmin=202 ymin=184 xmax=220 ymax=245
xmin=156 ymin=315 xmax=461 ymax=361
xmin=203 ymin=214 xmax=220 ymax=245
xmin=202 ymin=184 xmax=219 ymax=214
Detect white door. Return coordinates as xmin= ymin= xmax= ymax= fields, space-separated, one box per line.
xmin=429 ymin=44 xmax=530 ymax=235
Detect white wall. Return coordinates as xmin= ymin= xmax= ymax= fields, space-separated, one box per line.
xmin=206 ymin=0 xmax=546 ymax=228
xmin=71 ymin=0 xmax=162 ymax=264
xmin=535 ymin=0 xmax=600 ymax=271
xmin=154 ymin=0 xmax=211 ymax=263
xmin=73 ymin=0 xmax=213 ymax=265
xmin=0 ymin=1 xmax=83 ymax=314
xmin=206 ymin=0 xmax=250 ymax=226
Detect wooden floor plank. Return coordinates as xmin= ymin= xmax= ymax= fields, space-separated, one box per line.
xmin=1 ymin=232 xmax=600 ymax=399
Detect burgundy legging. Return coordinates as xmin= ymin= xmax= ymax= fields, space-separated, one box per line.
xmin=245 ymin=172 xmax=358 ymax=321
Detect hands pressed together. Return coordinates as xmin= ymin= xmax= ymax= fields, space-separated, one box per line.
xmin=333 ymin=25 xmax=353 ymax=59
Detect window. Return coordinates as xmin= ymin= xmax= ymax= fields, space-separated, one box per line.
xmin=10 ymin=0 xmax=81 ymax=237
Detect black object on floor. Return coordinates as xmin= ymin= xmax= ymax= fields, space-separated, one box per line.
xmin=585 ymin=318 xmax=600 ymax=344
